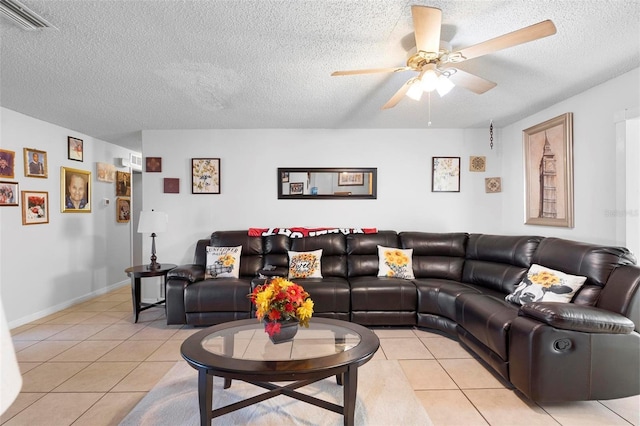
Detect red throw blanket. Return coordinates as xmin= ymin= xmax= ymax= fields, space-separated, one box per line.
xmin=248 ymin=227 xmax=378 ymax=238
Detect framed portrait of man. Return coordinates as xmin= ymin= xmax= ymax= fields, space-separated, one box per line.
xmin=0 ymin=149 xmax=16 ymax=179
xmin=24 ymin=148 xmax=48 ymax=178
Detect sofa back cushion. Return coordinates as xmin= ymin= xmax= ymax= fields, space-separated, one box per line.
xmin=210 ymin=231 xmax=264 ymax=277
xmin=400 ymin=232 xmax=467 ymax=280
xmin=263 ymin=234 xmax=290 ymax=270
xmin=290 ymin=234 xmax=347 ymax=278
xmin=531 ymin=237 xmax=637 ymax=306
xmin=347 ymin=231 xmax=399 ymax=277
xmin=462 ymin=234 xmax=542 ymax=294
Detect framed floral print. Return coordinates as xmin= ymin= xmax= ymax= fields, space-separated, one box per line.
xmin=22 ymin=190 xmax=49 ymax=225
xmin=192 ymin=158 xmax=220 ymax=194
xmin=523 ymin=113 xmax=574 ymax=228
xmin=432 ymin=157 xmax=460 ymax=192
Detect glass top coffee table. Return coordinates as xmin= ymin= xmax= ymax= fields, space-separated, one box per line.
xmin=180 ymin=317 xmax=380 ymax=426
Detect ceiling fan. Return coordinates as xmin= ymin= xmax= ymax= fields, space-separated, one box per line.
xmin=331 ymin=5 xmax=557 ymax=109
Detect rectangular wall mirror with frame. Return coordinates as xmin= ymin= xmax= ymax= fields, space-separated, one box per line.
xmin=277 ymin=168 xmax=377 ymax=200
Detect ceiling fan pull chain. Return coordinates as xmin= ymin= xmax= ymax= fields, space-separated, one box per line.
xmin=428 ymin=92 xmax=432 ymax=127
xmin=489 ymin=120 xmax=494 ymax=149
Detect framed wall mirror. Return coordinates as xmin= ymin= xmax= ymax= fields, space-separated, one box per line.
xmin=277 ymin=168 xmax=377 ymax=199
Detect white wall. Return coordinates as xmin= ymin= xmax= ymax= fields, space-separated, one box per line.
xmin=141 ymin=128 xmax=502 ymax=265
xmin=0 ymin=108 xmax=138 ymax=326
xmin=499 ymin=67 xmax=640 ymax=245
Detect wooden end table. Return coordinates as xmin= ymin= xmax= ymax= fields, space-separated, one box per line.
xmin=124 ymin=264 xmax=176 ymax=323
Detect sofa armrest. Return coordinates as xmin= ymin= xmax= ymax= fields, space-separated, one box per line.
xmin=167 ymin=264 xmax=205 ymax=283
xmin=519 ymin=302 xmax=635 ymax=334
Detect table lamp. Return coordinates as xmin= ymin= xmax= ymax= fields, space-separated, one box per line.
xmin=137 ymin=209 xmax=168 ymax=270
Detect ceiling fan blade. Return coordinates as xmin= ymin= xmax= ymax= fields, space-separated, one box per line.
xmin=412 ymin=6 xmax=442 ymax=54
xmin=331 ymin=67 xmax=411 ymax=76
xmin=454 ymin=20 xmax=556 ymax=61
xmin=381 ymin=80 xmax=412 ymax=109
xmin=446 ymin=68 xmax=497 ymax=94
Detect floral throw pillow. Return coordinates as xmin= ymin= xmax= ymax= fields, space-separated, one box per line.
xmin=288 ymin=249 xmax=323 ymax=279
xmin=505 ymin=264 xmax=587 ymax=305
xmin=377 ymin=246 xmax=415 ymax=279
xmin=205 ymin=246 xmax=242 ymax=279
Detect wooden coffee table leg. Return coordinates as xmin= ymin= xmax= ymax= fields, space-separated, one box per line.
xmin=198 ymin=369 xmax=213 ymax=426
xmin=342 ymin=365 xmax=358 ymax=426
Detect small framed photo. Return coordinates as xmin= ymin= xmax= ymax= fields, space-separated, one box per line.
xmin=192 ymin=158 xmax=220 ymax=194
xmin=96 ymin=162 xmax=116 ymax=182
xmin=61 ymin=167 xmax=91 ymax=212
xmin=116 ymin=197 xmax=131 ymax=223
xmin=0 ymin=181 xmax=19 ymax=206
xmin=281 ymin=171 xmax=289 ymax=183
xmin=68 ymin=137 xmax=84 ymax=162
xmin=289 ymin=182 xmax=304 ymax=195
xmin=22 ymin=190 xmax=49 ymax=225
xmin=0 ymin=149 xmax=16 ymax=179
xmin=163 ymin=178 xmax=179 ymax=193
xmin=145 ymin=157 xmax=162 ymax=172
xmin=24 ymin=148 xmax=48 ymax=178
xmin=338 ymin=172 xmax=364 ymax=186
xmin=485 ymin=177 xmax=502 ymax=193
xmin=432 ymin=157 xmax=461 ymax=192
xmin=469 ymin=156 xmax=486 ymax=172
xmin=116 ymin=171 xmax=131 ymax=196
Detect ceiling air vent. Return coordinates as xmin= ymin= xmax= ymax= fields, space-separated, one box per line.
xmin=0 ymin=0 xmax=55 ymax=30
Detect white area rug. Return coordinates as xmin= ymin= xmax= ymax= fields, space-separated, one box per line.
xmin=120 ymin=359 xmax=432 ymax=426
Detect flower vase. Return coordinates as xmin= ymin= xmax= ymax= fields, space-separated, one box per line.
xmin=265 ymin=318 xmax=299 ymax=344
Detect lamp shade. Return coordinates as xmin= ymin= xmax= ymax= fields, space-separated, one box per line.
xmin=1 ymin=298 xmax=22 ymax=414
xmin=137 ymin=210 xmax=168 ymax=234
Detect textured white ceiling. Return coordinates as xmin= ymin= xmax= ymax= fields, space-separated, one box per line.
xmin=1 ymin=0 xmax=639 ymax=150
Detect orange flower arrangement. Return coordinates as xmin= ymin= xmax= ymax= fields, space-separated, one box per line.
xmin=249 ymin=277 xmax=314 ymax=337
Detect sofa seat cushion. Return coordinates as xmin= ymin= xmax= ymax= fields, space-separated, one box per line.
xmin=290 ymin=277 xmax=350 ymax=314
xmin=350 ymin=276 xmax=417 ymax=311
xmin=415 ymin=279 xmax=483 ymax=321
xmin=455 ymin=293 xmax=520 ymax=360
xmin=184 ymin=278 xmax=252 ymax=313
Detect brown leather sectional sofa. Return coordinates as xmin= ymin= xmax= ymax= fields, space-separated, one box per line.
xmin=165 ymin=230 xmax=640 ymax=402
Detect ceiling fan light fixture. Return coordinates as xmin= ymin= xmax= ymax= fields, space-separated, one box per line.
xmin=420 ymin=69 xmax=438 ymax=92
xmin=436 ymin=75 xmax=455 ymax=97
xmin=406 ymin=79 xmax=423 ymax=101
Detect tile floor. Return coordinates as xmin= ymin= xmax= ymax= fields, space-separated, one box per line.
xmin=2 ymin=285 xmax=639 ymax=425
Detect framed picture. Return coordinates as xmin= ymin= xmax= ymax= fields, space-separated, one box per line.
xmin=0 ymin=181 xmax=19 ymax=206
xmin=61 ymin=166 xmax=91 ymax=212
xmin=485 ymin=177 xmax=502 ymax=193
xmin=116 ymin=171 xmax=131 ymax=196
xmin=469 ymin=156 xmax=486 ymax=172
xmin=523 ymin=113 xmax=574 ymax=228
xmin=289 ymin=182 xmax=304 ymax=195
xmin=163 ymin=178 xmax=179 ymax=193
xmin=432 ymin=157 xmax=461 ymax=192
xmin=68 ymin=137 xmax=83 ymax=162
xmin=23 ymin=148 xmax=48 ymax=178
xmin=145 ymin=157 xmax=162 ymax=172
xmin=192 ymin=158 xmax=220 ymax=194
xmin=116 ymin=197 xmax=130 ymax=223
xmin=0 ymin=149 xmax=16 ymax=179
xmin=338 ymin=172 xmax=364 ymax=186
xmin=96 ymin=162 xmax=116 ymax=182
xmin=281 ymin=171 xmax=289 ymax=183
xmin=21 ymin=190 xmax=49 ymax=225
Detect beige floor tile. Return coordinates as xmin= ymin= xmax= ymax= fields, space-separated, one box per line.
xmin=379 ymin=337 xmax=434 ymax=360
xmin=99 ymin=339 xmax=165 ymax=361
xmin=2 ymin=392 xmax=103 ymax=426
xmin=169 ymin=327 xmax=201 ymax=340
xmin=43 ymin=311 xmax=100 ymax=325
xmin=20 ymin=362 xmax=90 ymax=392
xmin=28 ymin=310 xmax=68 ymax=324
xmin=72 ymin=392 xmax=146 ymax=426
xmin=73 ymin=300 xmax=124 ymax=311
xmin=599 ymin=395 xmax=640 ymax=425
xmin=12 ymin=340 xmax=37 ymax=352
xmin=15 ymin=340 xmax=80 ymax=362
xmin=399 ymin=359 xmax=458 ymax=390
xmin=9 ymin=324 xmax=36 ymax=336
xmin=464 ymin=389 xmax=558 ymax=426
xmin=109 ymin=301 xmax=136 ymax=312
xmin=45 ymin=323 xmax=109 ymax=340
xmin=416 ymin=390 xmax=489 ymax=426
xmin=373 ymin=328 xmax=419 ymax=338
xmin=412 ymin=328 xmax=448 ymax=338
xmin=81 ymin=312 xmax=127 ymax=325
xmin=421 ymin=336 xmax=474 ymax=359
xmin=12 ymin=324 xmax=72 ymax=340
xmin=53 ymin=361 xmax=139 ymax=392
xmin=540 ymin=400 xmax=634 ymax=425
xmin=50 ymin=340 xmax=121 ymax=362
xmin=439 ymin=359 xmax=508 ymax=389
xmin=128 ymin=320 xmax=180 ymax=340
xmin=17 ymin=362 xmax=41 ymax=374
xmin=146 ymin=339 xmax=184 ymax=361
xmin=86 ymin=323 xmax=147 ymax=340
xmin=111 ymin=361 xmax=176 ymax=391
xmin=99 ymin=292 xmax=132 ymax=302
xmin=371 ymin=347 xmax=387 ymax=360
xmin=134 ymin=307 xmax=166 ymax=322
xmin=0 ymin=392 xmax=45 ymax=424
